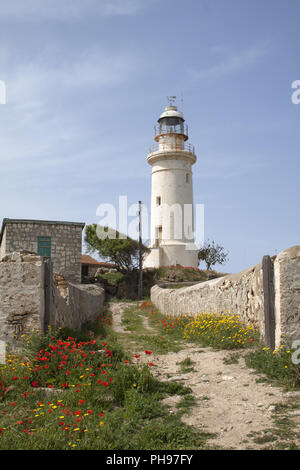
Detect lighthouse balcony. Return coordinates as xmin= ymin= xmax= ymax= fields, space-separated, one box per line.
xmin=149 ymin=141 xmax=195 ymax=154
xmin=147 ymin=141 xmax=196 ymax=165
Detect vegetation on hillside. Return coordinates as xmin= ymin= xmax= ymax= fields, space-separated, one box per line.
xmin=198 ymin=240 xmax=229 ymax=271
xmin=0 ymin=308 xmax=211 ymax=450
xmin=1 ymin=300 xmax=300 ymax=450
xmin=84 ymin=224 xmax=149 ymax=274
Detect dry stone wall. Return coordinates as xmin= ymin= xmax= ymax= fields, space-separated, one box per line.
xmin=274 ymin=246 xmax=300 ymax=347
xmin=0 ymin=252 xmax=44 ymax=342
xmin=0 ymin=252 xmax=105 ymax=343
xmin=151 ymin=246 xmax=300 ymax=348
xmin=50 ymin=280 xmax=105 ymax=331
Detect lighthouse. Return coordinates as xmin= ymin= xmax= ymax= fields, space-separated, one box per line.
xmin=144 ymin=98 xmax=199 ymax=268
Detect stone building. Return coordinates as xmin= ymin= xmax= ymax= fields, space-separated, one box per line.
xmin=81 ymin=254 xmax=116 ymax=279
xmin=0 ymin=218 xmax=85 ymax=282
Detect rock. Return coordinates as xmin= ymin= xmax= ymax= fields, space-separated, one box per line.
xmin=283 ymin=391 xmax=300 ymax=398
xmin=36 ymin=387 xmax=63 ymax=395
xmin=222 ymin=375 xmax=234 ymax=381
xmin=268 ymin=405 xmax=276 ymax=411
xmin=167 ymin=375 xmax=189 ymax=382
xmin=222 ymin=425 xmax=233 ymax=432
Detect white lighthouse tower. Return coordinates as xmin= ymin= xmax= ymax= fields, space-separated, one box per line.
xmin=144 ymin=98 xmax=199 ymax=268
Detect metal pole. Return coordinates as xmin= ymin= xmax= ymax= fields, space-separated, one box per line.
xmin=138 ymin=201 xmax=143 ymax=299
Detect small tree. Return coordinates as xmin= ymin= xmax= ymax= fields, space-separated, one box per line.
xmin=84 ymin=224 xmax=150 ymax=274
xmin=198 ymin=240 xmax=228 ymax=271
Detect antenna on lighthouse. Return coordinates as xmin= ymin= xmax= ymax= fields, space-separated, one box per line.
xmin=167 ymin=95 xmax=176 ymax=106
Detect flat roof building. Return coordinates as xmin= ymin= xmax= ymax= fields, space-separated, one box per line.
xmin=0 ymin=218 xmax=85 ymax=283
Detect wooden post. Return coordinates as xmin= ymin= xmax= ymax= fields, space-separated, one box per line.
xmin=262 ymin=255 xmax=275 ymax=350
xmin=138 ymin=201 xmax=143 ymax=300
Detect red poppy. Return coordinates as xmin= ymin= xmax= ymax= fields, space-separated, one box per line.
xmin=144 ymin=350 xmax=152 ymax=355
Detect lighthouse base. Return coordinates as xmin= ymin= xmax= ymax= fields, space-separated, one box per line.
xmin=143 ymin=242 xmax=199 ymax=269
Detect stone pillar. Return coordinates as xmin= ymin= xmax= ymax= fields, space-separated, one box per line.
xmin=274 ymin=246 xmax=300 ymax=349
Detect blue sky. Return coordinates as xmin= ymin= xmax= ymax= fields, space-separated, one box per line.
xmin=0 ymin=0 xmax=299 ymax=273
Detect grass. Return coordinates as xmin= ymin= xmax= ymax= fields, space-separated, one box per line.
xmin=156 ymin=266 xmax=224 ymax=284
xmin=177 ymin=357 xmax=195 ymax=373
xmin=247 ymin=400 xmax=300 ymax=449
xmin=2 ymin=299 xmax=299 ymax=450
xmin=223 ymin=352 xmax=241 ymax=365
xmin=0 ymin=305 xmax=213 ymax=450
xmin=96 ymin=272 xmax=124 ymax=285
xmin=244 ymin=343 xmax=300 ymax=391
xmin=139 ymin=301 xmax=259 ymax=351
xmin=127 ymin=301 xmax=300 ymax=392
xmin=121 ymin=307 xmax=145 ymax=333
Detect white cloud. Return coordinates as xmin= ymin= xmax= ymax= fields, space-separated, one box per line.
xmin=190 ymin=42 xmax=269 ymax=81
xmin=0 ymin=45 xmax=136 ymax=186
xmin=0 ymin=0 xmax=151 ymax=22
xmin=0 ymin=45 xmax=134 ymax=112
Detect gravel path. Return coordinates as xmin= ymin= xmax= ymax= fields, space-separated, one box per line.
xmin=108 ymin=301 xmax=300 ymax=450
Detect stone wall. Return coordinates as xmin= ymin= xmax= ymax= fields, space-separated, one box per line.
xmin=51 ymin=280 xmax=105 ymax=331
xmin=274 ymin=246 xmax=300 ymax=347
xmin=151 ymin=246 xmax=300 ymax=348
xmin=1 ymin=220 xmax=84 ymax=283
xmin=0 ymin=252 xmax=44 ymax=342
xmin=0 ymin=252 xmax=105 ymax=343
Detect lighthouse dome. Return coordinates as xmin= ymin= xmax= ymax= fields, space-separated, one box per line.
xmin=158 ymin=105 xmax=184 ymax=123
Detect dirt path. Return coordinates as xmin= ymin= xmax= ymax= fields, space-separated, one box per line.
xmin=108 ymin=301 xmax=300 ymax=450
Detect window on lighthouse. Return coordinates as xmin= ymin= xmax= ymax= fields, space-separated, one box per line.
xmin=156 ymin=196 xmax=161 ymax=206
xmin=186 ymin=173 xmax=189 ymax=183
